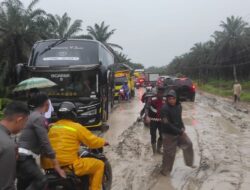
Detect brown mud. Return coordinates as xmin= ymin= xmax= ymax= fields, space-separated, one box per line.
xmin=104 ymin=89 xmax=250 ymax=190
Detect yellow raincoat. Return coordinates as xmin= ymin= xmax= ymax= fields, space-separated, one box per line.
xmin=41 ymin=119 xmax=105 ymax=190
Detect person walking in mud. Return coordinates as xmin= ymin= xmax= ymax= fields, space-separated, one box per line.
xmin=233 ymin=81 xmax=242 ymax=103
xmin=145 ymin=87 xmax=166 ymax=154
xmin=160 ymin=90 xmax=194 ymax=176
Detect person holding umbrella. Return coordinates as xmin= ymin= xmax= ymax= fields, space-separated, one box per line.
xmin=16 ymin=92 xmax=65 ymax=190
xmin=13 ymin=77 xmax=57 ymax=92
xmin=13 ymin=77 xmax=56 ymax=120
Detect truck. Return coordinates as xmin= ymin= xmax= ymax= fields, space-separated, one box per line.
xmin=134 ymin=69 xmax=145 ymax=88
xmin=145 ymin=73 xmax=160 ymax=87
xmin=113 ymin=63 xmax=135 ymax=99
xmin=134 ymin=69 xmax=145 ymax=78
xmin=114 ymin=70 xmax=135 ymax=99
xmin=16 ymin=39 xmax=115 ymax=130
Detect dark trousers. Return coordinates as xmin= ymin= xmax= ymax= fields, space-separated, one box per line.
xmin=150 ymin=121 xmax=162 ymax=144
xmin=17 ymin=155 xmax=47 ymax=190
xmin=234 ymin=95 xmax=240 ymax=103
xmin=162 ymin=133 xmax=194 ymax=173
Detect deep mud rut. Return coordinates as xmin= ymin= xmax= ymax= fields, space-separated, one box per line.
xmin=103 ymin=89 xmax=250 ymax=190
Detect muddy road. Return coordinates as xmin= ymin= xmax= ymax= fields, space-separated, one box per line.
xmin=103 ymin=88 xmax=250 ymax=190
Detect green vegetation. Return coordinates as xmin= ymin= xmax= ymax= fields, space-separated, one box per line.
xmin=0 ymin=0 xmax=142 ymax=97
xmin=166 ymin=16 xmax=250 ymax=82
xmin=146 ymin=66 xmax=168 ymax=75
xmin=87 ymin=21 xmax=123 ymax=50
xmin=0 ymin=98 xmax=12 ymax=119
xmin=198 ymin=80 xmax=250 ymax=102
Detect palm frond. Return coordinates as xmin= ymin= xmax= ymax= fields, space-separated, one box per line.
xmin=27 ymin=0 xmax=39 ymax=13
xmin=107 ymin=42 xmax=123 ymax=50
xmin=65 ymin=19 xmax=83 ymax=38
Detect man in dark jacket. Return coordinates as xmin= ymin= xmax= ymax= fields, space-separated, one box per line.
xmin=160 ymin=89 xmax=194 ymax=175
xmin=145 ymin=87 xmax=166 ymax=154
xmin=17 ymin=93 xmax=65 ymax=190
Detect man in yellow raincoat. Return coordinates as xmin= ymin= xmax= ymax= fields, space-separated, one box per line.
xmin=41 ymin=102 xmax=109 ymax=190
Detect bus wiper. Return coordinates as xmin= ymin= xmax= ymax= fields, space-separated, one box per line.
xmin=39 ymin=38 xmax=67 ymax=56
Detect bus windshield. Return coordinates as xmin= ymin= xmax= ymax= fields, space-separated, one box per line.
xmin=115 ymin=77 xmax=127 ymax=85
xmin=43 ymin=71 xmax=97 ymax=98
xmin=32 ymin=40 xmax=99 ymax=66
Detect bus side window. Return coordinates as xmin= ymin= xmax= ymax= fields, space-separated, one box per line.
xmin=106 ymin=51 xmax=114 ymax=65
xmin=102 ymin=48 xmax=109 ymax=67
xmin=99 ymin=46 xmax=104 ymax=65
xmin=99 ymin=45 xmax=114 ymax=66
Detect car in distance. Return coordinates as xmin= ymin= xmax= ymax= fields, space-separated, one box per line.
xmin=164 ymin=77 xmax=196 ymax=102
xmin=156 ymin=75 xmax=171 ymax=87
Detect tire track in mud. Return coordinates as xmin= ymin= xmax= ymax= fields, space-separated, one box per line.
xmin=106 ymin=121 xmax=165 ymax=190
xmin=179 ymin=99 xmax=218 ymax=189
xmin=182 ymin=93 xmax=250 ymax=190
xmin=105 ymin=91 xmax=250 ymax=190
xmin=108 ymin=102 xmax=201 ymax=190
xmin=179 ymin=124 xmax=206 ymax=190
xmin=205 ymin=94 xmax=250 ymax=190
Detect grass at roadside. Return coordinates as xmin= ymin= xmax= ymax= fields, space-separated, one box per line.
xmin=0 ymin=98 xmax=12 ymax=119
xmin=197 ymin=80 xmax=250 ymax=102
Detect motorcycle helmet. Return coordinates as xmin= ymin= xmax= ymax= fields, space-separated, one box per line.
xmin=57 ymin=101 xmax=77 ymax=120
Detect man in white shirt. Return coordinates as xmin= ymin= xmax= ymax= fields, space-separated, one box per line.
xmin=44 ymin=99 xmax=54 ymax=119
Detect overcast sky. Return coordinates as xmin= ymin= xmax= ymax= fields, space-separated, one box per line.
xmin=21 ymin=0 xmax=250 ymax=67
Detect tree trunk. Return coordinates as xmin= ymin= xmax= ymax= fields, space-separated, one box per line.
xmin=233 ymin=64 xmax=237 ymax=82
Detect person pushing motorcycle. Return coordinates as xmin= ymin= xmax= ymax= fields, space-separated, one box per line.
xmin=41 ymin=102 xmax=109 ymax=190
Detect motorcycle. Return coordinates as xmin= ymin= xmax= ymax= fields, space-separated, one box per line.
xmin=145 ymin=85 xmax=152 ymax=92
xmin=45 ymin=147 xmax=112 ymax=190
xmin=118 ymin=88 xmax=129 ymax=102
xmin=118 ymin=88 xmax=125 ymax=102
xmin=135 ymin=82 xmax=140 ymax=89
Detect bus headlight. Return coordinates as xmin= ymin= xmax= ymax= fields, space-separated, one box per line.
xmin=80 ymin=109 xmax=97 ymax=116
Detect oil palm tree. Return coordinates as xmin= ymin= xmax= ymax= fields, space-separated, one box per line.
xmin=190 ymin=42 xmax=215 ymax=79
xmin=115 ymin=52 xmax=131 ymax=63
xmin=87 ymin=21 xmax=123 ymax=50
xmin=212 ymin=16 xmax=249 ymax=81
xmin=45 ymin=13 xmax=84 ymax=38
xmin=0 ymin=0 xmax=47 ymax=85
